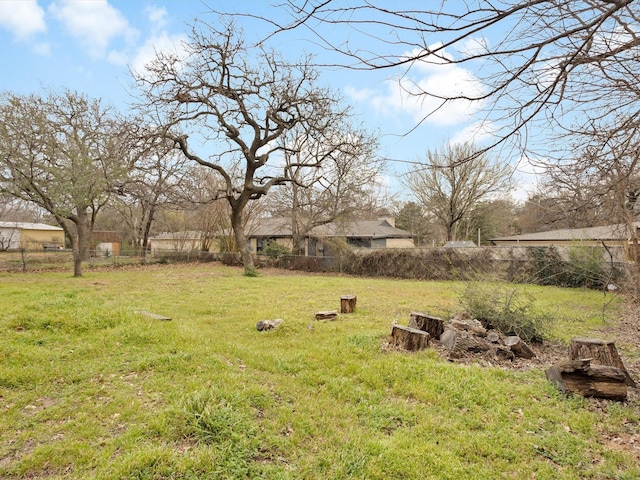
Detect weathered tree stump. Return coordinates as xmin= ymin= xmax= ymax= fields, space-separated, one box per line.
xmin=504 ymin=336 xmax=536 ymax=359
xmin=315 ymin=310 xmax=338 ymax=321
xmin=569 ymin=337 xmax=636 ymax=387
xmin=340 ymin=295 xmax=357 ymax=313
xmin=545 ymin=358 xmax=627 ymax=401
xmin=408 ymin=311 xmax=445 ymax=340
xmin=389 ymin=325 xmax=430 ymax=351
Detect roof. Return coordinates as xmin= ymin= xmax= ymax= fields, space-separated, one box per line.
xmin=312 ymin=219 xmax=413 ymax=239
xmin=246 ymin=217 xmax=293 ymax=237
xmin=149 ymin=231 xmax=205 ymax=240
xmin=491 ymin=223 xmax=639 ymax=242
xmin=0 ymin=221 xmax=63 ymax=231
xmin=247 ymin=217 xmax=413 ymax=239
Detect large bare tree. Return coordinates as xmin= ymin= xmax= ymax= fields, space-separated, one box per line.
xmin=0 ymin=90 xmax=133 ymax=276
xmin=405 ymin=142 xmax=513 ymax=242
xmin=134 ymin=21 xmax=344 ymax=273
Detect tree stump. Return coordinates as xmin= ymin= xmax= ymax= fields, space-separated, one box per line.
xmin=504 ymin=336 xmax=536 ymax=359
xmin=340 ymin=295 xmax=357 ymax=313
xmin=315 ymin=310 xmax=338 ymax=321
xmin=408 ymin=311 xmax=445 ymax=340
xmin=569 ymin=337 xmax=636 ymax=387
xmin=389 ymin=325 xmax=430 ymax=351
xmin=545 ymin=359 xmax=627 ymax=401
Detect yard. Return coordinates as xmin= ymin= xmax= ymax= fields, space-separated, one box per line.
xmin=0 ymin=263 xmax=638 ymax=479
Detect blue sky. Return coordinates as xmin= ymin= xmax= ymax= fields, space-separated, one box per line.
xmin=0 ymin=0 xmax=538 ymax=201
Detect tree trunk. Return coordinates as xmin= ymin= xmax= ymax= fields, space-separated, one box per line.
xmin=569 ymin=337 xmax=636 ymax=387
xmin=408 ymin=311 xmax=444 ymax=340
xmin=545 ymin=359 xmax=627 ymax=401
xmin=389 ymin=325 xmax=429 ymax=351
xmin=230 ymin=204 xmax=254 ymax=273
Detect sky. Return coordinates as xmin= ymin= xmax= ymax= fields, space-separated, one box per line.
xmin=0 ymin=0 xmax=539 ymax=202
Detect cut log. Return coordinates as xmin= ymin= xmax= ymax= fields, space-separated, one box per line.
xmin=315 ymin=310 xmax=338 ymax=321
xmin=408 ymin=311 xmax=445 ymax=340
xmin=449 ymin=318 xmax=487 ymax=337
xmin=389 ymin=325 xmax=430 ymax=351
xmin=440 ymin=328 xmax=492 ymax=359
xmin=569 ymin=337 xmax=636 ymax=387
xmin=486 ymin=330 xmax=504 ymax=344
xmin=545 ymin=359 xmax=627 ymax=401
xmin=340 ymin=295 xmax=357 ymax=314
xmin=504 ymin=336 xmax=536 ymax=359
xmin=256 ymin=319 xmax=283 ymax=331
xmin=135 ymin=310 xmax=172 ymax=321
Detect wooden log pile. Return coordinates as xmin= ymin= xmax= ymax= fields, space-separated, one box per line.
xmin=388 ymin=311 xmax=536 ymax=360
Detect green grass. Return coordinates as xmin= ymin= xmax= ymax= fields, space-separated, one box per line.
xmin=0 ymin=263 xmax=637 ymax=479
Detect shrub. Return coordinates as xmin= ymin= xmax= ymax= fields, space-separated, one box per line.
xmin=458 ymin=281 xmax=552 ymax=342
xmin=261 ymin=240 xmax=290 ymax=259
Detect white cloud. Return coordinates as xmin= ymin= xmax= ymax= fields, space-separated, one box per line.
xmin=130 ymin=31 xmax=186 ymax=77
xmin=0 ymin=0 xmax=46 ymax=40
xmin=512 ymin=156 xmax=546 ymax=202
xmin=32 ymin=42 xmax=51 ymax=56
xmin=49 ymin=0 xmax=138 ymax=59
xmin=346 ymin=44 xmax=485 ymax=127
xmin=146 ymin=5 xmax=168 ymax=31
xmin=450 ymin=121 xmax=497 ymax=145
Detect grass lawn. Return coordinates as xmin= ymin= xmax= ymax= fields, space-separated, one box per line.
xmin=0 ymin=263 xmax=638 ymax=479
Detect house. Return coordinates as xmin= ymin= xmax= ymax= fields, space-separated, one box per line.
xmin=148 ymin=231 xmax=220 ymax=255
xmin=0 ymin=222 xmax=65 ymax=251
xmin=90 ymin=230 xmax=121 ymax=256
xmin=247 ymin=217 xmax=415 ymax=255
xmin=490 ymin=223 xmax=640 ymax=261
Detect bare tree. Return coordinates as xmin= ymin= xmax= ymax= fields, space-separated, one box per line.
xmin=405 ymin=142 xmax=513 ymax=242
xmin=0 ymin=90 xmax=134 ymax=276
xmin=393 ymin=201 xmax=432 ymax=246
xmin=111 ymin=139 xmax=191 ymax=256
xmin=244 ymin=1 xmax=640 ymax=162
xmin=134 ymin=21 xmax=344 ymax=273
xmin=265 ymin=121 xmax=384 ymax=255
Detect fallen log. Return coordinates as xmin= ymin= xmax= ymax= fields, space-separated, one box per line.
xmin=545 ymin=358 xmax=627 ymax=401
xmin=408 ymin=311 xmax=445 ymax=340
xmin=440 ymin=328 xmax=493 ymax=359
xmin=504 ymin=336 xmax=536 ymax=359
xmin=389 ymin=325 xmax=430 ymax=351
xmin=569 ymin=337 xmax=636 ymax=387
xmin=315 ymin=310 xmax=338 ymax=321
xmin=340 ymin=295 xmax=357 ymax=313
xmin=449 ymin=318 xmax=487 ymax=337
